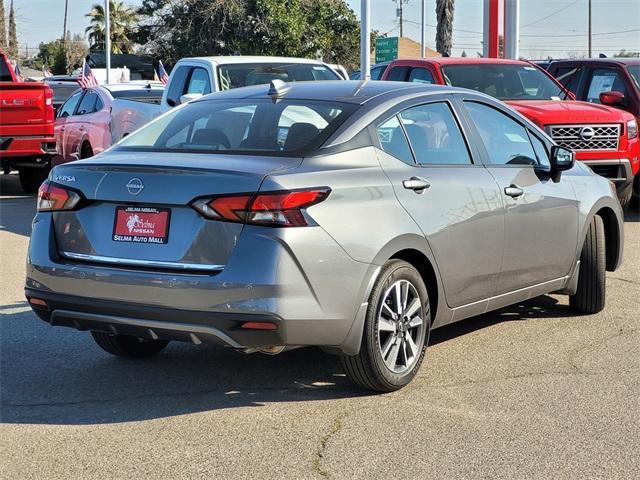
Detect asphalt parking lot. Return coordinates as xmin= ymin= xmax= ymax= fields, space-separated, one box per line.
xmin=1 ymin=172 xmax=638 ymax=479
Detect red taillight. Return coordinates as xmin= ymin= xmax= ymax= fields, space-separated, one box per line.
xmin=192 ymin=188 xmax=330 ymax=227
xmin=44 ymin=85 xmax=55 ymax=124
xmin=37 ymin=181 xmax=82 ymax=212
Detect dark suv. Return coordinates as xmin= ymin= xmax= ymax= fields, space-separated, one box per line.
xmin=548 ymin=58 xmax=640 ymax=196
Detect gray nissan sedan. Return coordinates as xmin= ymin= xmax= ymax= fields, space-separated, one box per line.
xmin=27 ymin=81 xmax=624 ymax=392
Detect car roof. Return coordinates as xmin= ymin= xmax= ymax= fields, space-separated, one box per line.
xmin=179 ymin=56 xmax=329 ymax=66
xmin=550 ymin=57 xmax=640 ymax=66
xmin=392 ymin=57 xmax=529 ymax=66
xmin=193 ymin=80 xmax=466 ymax=105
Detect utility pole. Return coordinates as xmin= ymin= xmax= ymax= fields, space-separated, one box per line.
xmin=105 ymin=0 xmax=111 ymax=84
xmin=420 ymin=0 xmax=426 ymax=57
xmin=587 ymin=0 xmax=592 ymax=57
xmin=394 ymin=0 xmax=407 ymax=38
xmin=360 ymin=0 xmax=371 ymax=80
xmin=62 ymin=0 xmax=68 ymax=40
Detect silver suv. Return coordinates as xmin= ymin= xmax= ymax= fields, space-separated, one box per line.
xmin=26 ymin=81 xmax=624 ymax=391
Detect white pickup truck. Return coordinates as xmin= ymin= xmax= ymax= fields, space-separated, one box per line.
xmin=108 ymin=56 xmax=344 ymax=143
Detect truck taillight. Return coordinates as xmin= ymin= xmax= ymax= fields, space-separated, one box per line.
xmin=44 ymin=85 xmax=54 ymax=124
xmin=192 ymin=188 xmax=330 ymax=227
xmin=37 ymin=181 xmax=83 ymax=212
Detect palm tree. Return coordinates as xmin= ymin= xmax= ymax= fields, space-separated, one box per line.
xmin=435 ymin=0 xmax=454 ymax=57
xmin=85 ymin=1 xmax=138 ymax=54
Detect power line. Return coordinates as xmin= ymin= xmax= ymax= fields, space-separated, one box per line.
xmin=521 ymin=0 xmax=581 ymax=28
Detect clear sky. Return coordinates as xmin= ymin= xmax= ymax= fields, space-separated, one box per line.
xmin=11 ymin=0 xmax=640 ymax=59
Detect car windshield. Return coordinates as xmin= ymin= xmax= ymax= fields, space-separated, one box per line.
xmin=627 ymin=65 xmax=640 ymax=89
xmin=217 ymin=62 xmax=340 ymax=90
xmin=442 ymin=64 xmax=564 ymax=100
xmin=116 ymin=98 xmax=355 ymax=156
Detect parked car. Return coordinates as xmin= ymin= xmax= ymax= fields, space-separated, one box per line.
xmin=27 ymin=81 xmax=623 ymax=392
xmin=547 ymin=58 xmax=640 ymax=197
xmin=381 ymin=58 xmax=639 ymax=208
xmin=54 ymin=83 xmax=164 ymax=165
xmin=0 ymin=50 xmax=56 ymax=192
xmin=349 ymin=61 xmax=391 ymax=80
xmin=161 ymin=56 xmax=343 ymax=111
xmin=43 ymin=76 xmax=80 ymax=115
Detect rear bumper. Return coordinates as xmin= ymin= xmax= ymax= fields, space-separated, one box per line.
xmin=582 ymin=159 xmax=634 ymax=192
xmin=0 ymin=135 xmax=57 ymax=167
xmin=26 ymin=288 xmax=286 ymax=348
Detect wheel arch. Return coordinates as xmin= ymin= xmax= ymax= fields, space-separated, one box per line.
xmin=595 ymin=206 xmax=622 ymax=272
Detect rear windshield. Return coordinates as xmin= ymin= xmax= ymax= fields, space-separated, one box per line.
xmin=442 ymin=64 xmax=564 ymax=100
xmin=218 ymin=63 xmax=340 ymax=90
xmin=0 ymin=58 xmax=13 ymax=81
xmin=110 ymin=88 xmax=164 ymax=104
xmin=116 ymin=99 xmax=355 ymax=156
xmin=50 ymin=84 xmax=80 ymax=104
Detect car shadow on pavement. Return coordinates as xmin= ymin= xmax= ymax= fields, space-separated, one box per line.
xmin=0 ymin=173 xmax=37 ymax=237
xmin=624 ymin=199 xmax=639 ymax=222
xmin=1 ymin=294 xmax=575 ymax=426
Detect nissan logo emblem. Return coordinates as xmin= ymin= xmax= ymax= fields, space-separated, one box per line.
xmin=126 ymin=178 xmax=144 ymax=195
xmin=579 ymin=127 xmax=595 ymax=141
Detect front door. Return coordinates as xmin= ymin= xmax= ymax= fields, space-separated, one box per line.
xmin=462 ymin=100 xmax=579 ymax=293
xmin=375 ymin=99 xmax=504 ymax=308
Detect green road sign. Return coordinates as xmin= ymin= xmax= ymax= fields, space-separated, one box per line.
xmin=375 ymin=37 xmax=398 ymax=63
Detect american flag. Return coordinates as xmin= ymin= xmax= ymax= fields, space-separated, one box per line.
xmin=158 ymin=60 xmax=169 ymax=84
xmin=42 ymin=66 xmax=53 ymax=78
xmin=77 ymin=59 xmax=99 ymax=89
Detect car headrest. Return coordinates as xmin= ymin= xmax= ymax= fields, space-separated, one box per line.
xmin=283 ymin=123 xmax=320 ymax=151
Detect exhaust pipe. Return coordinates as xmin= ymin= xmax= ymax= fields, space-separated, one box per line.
xmin=240 ymin=345 xmax=287 ymax=355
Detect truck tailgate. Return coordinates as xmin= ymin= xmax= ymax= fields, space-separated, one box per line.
xmin=0 ymin=83 xmax=51 ymax=136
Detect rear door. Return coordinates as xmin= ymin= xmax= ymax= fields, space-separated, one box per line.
xmin=460 ymin=98 xmax=578 ymax=293
xmin=55 ymin=89 xmax=84 ymax=162
xmin=374 ymin=96 xmax=504 ymax=308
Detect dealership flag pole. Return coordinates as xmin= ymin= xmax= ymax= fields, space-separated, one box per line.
xmin=105 ymin=0 xmax=111 ymax=84
xmin=421 ymin=0 xmax=426 ymax=57
xmin=360 ymin=0 xmax=371 ymax=80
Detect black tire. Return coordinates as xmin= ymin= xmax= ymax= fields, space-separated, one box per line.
xmin=570 ymin=215 xmax=606 ymax=314
xmin=341 ymin=259 xmax=431 ymax=392
xmin=80 ymin=142 xmax=93 ymax=159
xmin=18 ymin=166 xmax=49 ymax=193
xmin=618 ymin=185 xmax=633 ymax=210
xmin=91 ymin=331 xmax=169 ymax=358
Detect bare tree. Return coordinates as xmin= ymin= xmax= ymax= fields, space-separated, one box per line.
xmin=435 ymin=0 xmax=454 ymax=57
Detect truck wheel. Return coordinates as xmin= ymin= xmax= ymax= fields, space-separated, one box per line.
xmin=618 ymin=184 xmax=633 ymax=210
xmin=570 ymin=215 xmax=606 ymax=314
xmin=91 ymin=331 xmax=169 ymax=358
xmin=80 ymin=142 xmax=94 ymax=159
xmin=341 ymin=260 xmax=430 ymax=392
xmin=18 ymin=167 xmax=50 ymax=194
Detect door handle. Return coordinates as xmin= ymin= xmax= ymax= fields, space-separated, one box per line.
xmin=504 ymin=184 xmax=524 ymax=198
xmin=403 ymin=177 xmax=431 ymax=193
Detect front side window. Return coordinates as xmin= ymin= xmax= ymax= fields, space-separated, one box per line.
xmin=186 ymin=67 xmax=211 ymax=95
xmin=529 ymin=133 xmax=551 ymax=168
xmin=464 ymin=102 xmax=538 ymax=166
xmin=165 ymin=66 xmax=189 ymax=105
xmin=57 ymin=90 xmax=83 ymax=118
xmin=586 ymin=68 xmax=628 ymax=103
xmin=117 ymin=99 xmax=354 ymax=156
xmin=370 ymin=65 xmax=387 ymax=80
xmin=376 ymin=116 xmax=414 ymax=165
xmin=217 ymin=63 xmax=339 ymax=90
xmin=399 ymin=102 xmax=472 ymax=165
xmin=442 ymin=64 xmax=564 ymax=100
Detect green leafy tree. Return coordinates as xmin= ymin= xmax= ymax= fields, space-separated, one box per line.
xmin=86 ymin=0 xmax=138 ymax=54
xmin=0 ymin=0 xmax=7 ymax=52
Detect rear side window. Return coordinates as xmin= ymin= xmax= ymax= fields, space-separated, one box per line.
xmin=57 ymin=90 xmax=83 ymax=118
xmin=77 ymin=90 xmax=99 ymax=115
xmin=464 ymin=101 xmax=538 ymax=166
xmin=377 ymin=116 xmax=415 ymax=165
xmin=586 ymin=68 xmax=628 ymax=104
xmin=553 ymin=67 xmax=581 ymax=94
xmin=399 ymin=102 xmax=472 ymax=165
xmin=117 ymin=99 xmax=355 ymax=156
xmin=218 ymin=63 xmax=339 ymax=90
xmin=408 ymin=68 xmax=435 ymax=84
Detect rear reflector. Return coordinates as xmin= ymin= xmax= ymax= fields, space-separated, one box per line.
xmin=192 ymin=187 xmax=330 ymax=227
xmin=240 ymin=321 xmax=279 ymax=330
xmin=37 ymin=181 xmax=83 ymax=212
xmin=28 ymin=297 xmax=48 ymax=309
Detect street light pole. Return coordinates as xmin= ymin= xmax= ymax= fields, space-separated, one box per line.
xmin=420 ymin=0 xmax=426 ymax=58
xmin=360 ymin=0 xmax=371 ymax=81
xmin=105 ymin=0 xmax=111 ymax=84
xmin=588 ymin=0 xmax=592 ymax=57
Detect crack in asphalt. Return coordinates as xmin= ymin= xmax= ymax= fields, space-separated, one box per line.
xmin=313 ymin=413 xmax=346 ymax=478
xmin=610 ymin=276 xmax=639 ymax=285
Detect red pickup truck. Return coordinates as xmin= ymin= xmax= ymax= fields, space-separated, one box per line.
xmin=0 ymin=51 xmax=57 ymax=192
xmin=382 ymin=58 xmax=640 ymax=208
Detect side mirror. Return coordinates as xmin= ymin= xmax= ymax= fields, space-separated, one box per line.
xmin=599 ymin=90 xmax=625 ymax=106
xmin=180 ymin=93 xmax=203 ymax=105
xmin=166 ymin=98 xmax=177 ymax=107
xmin=550 ymin=145 xmax=574 ymax=172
